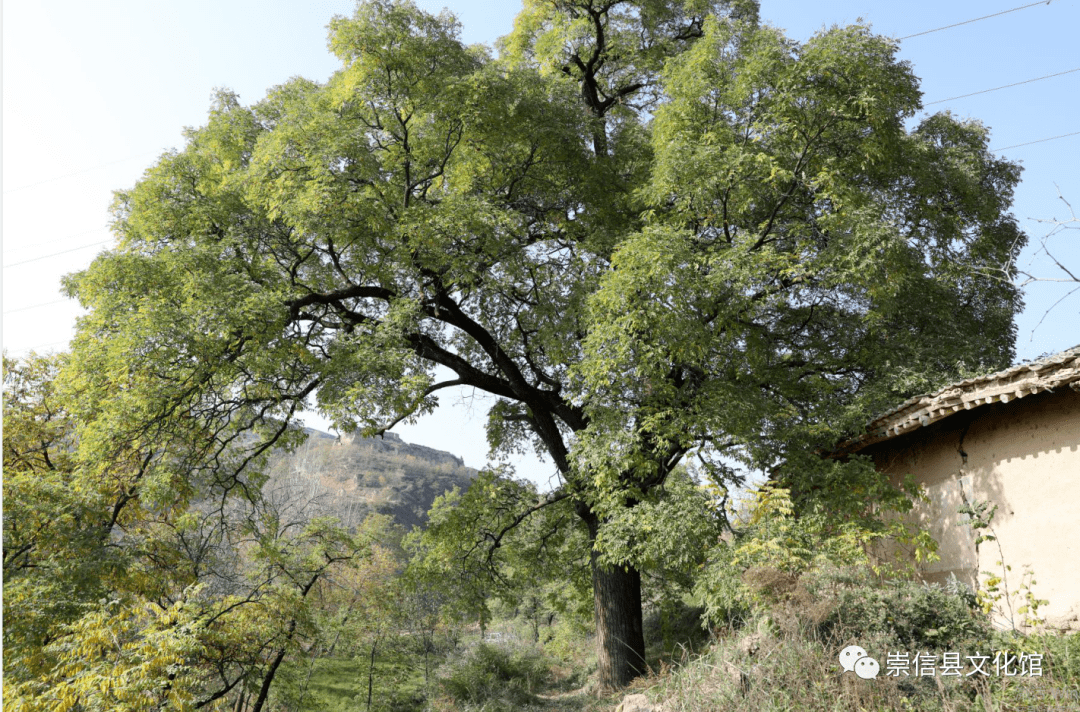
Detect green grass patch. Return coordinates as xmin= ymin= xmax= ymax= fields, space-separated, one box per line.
xmin=282 ymin=643 xmax=429 ymax=712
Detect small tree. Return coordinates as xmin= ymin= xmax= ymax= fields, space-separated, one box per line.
xmin=2 ymin=353 xmax=370 ymax=712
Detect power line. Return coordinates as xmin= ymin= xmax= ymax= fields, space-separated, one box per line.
xmin=899 ymin=1 xmax=1055 ymax=41
xmin=4 ymin=240 xmax=112 ymax=269
xmin=925 ymin=68 xmax=1079 ymax=105
xmin=3 ymin=299 xmax=76 ymax=315
xmin=4 ymin=339 xmax=72 ymax=355
xmin=3 ymin=227 xmax=110 ymax=254
xmin=3 ymin=152 xmax=157 ymax=194
xmin=991 ymin=130 xmax=1080 ymax=152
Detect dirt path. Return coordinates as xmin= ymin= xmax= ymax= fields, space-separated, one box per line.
xmin=535 ymin=682 xmax=601 ymax=711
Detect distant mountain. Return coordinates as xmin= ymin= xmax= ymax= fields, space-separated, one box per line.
xmin=263 ymin=429 xmax=477 ymax=531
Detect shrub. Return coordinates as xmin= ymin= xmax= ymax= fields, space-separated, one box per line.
xmin=815 ymin=577 xmax=992 ymax=651
xmin=542 ymin=613 xmax=596 ymax=674
xmin=694 ymin=474 xmax=938 ymax=633
xmin=643 ymin=600 xmax=711 ymax=666
xmin=1043 ymin=631 xmax=1080 ymax=689
xmin=437 ymin=642 xmax=551 ymax=710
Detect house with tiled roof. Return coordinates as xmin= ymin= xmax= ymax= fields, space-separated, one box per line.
xmin=845 ymin=345 xmax=1080 ymax=632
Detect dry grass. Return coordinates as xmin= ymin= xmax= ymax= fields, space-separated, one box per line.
xmin=427 ymin=576 xmax=1080 ymax=712
xmin=640 ymin=623 xmax=1079 ymax=712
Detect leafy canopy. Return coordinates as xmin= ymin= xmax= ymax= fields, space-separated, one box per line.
xmin=56 ymin=0 xmax=1025 ymax=689
xmin=3 ymin=353 xmax=376 ymax=712
xmin=65 ymin=0 xmax=1022 ymax=527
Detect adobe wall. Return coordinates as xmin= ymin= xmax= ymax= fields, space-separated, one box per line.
xmin=862 ymin=387 xmax=1080 ymax=632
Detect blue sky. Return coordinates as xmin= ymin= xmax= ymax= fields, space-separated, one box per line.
xmin=3 ymin=0 xmax=1077 ymax=485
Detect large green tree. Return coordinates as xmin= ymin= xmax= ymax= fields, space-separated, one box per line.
xmin=64 ymin=0 xmax=1023 ymax=688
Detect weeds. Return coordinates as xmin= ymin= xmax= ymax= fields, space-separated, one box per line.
xmin=435 ymin=641 xmax=553 ymax=711
xmin=646 ymin=567 xmax=1078 ymax=712
xmin=959 ymin=499 xmax=1051 ymax=632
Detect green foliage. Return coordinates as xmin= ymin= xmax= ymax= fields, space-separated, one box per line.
xmin=819 ymin=577 xmax=991 ymax=651
xmin=958 ymin=499 xmax=998 ymax=548
xmin=285 ymin=652 xmax=427 ymax=712
xmin=2 ymin=352 xmax=379 ymax=711
xmin=503 ymin=0 xmax=758 ymax=100
xmin=538 ymin=612 xmax=597 ymax=670
xmin=274 ymin=517 xmax=407 ymax=711
xmin=437 ymin=642 xmax=552 ymax=710
xmin=595 ymin=468 xmax=720 ymax=578
xmin=406 ymin=468 xmax=591 ymax=633
xmin=1038 ymin=632 xmax=1080 ymax=691
xmin=958 ymin=499 xmax=1050 ymax=631
xmin=573 ymin=16 xmax=1024 ymax=484
xmin=694 ymin=461 xmax=938 ymax=629
xmin=53 ymin=0 xmax=1028 ymax=690
xmin=3 ymin=353 xmax=117 ymax=680
xmin=593 ymin=467 xmax=724 ymax=642
xmin=1011 ymin=567 xmax=1050 ymax=630
xmin=643 ymin=599 xmax=711 ymax=664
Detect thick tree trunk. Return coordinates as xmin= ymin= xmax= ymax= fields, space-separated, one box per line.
xmin=582 ymin=507 xmax=647 ymax=689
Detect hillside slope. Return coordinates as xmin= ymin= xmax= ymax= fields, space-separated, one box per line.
xmin=264 ymin=429 xmax=477 ymax=530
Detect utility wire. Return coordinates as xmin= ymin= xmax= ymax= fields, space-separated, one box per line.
xmin=4 ymin=227 xmax=110 ymax=254
xmin=992 ymin=130 xmax=1080 ymax=152
xmin=3 ymin=136 xmax=1077 ymax=264
xmin=3 ymin=152 xmax=157 ymax=194
xmin=3 ymin=299 xmax=75 ymax=315
xmin=926 ymin=68 xmax=1079 ymax=105
xmin=5 ymin=339 xmax=72 ymax=355
xmin=900 ymin=0 xmax=1054 ymax=40
xmin=4 ymin=240 xmax=112 ymax=268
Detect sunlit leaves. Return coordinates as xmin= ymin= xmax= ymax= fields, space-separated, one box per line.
xmin=574 ymin=15 xmax=1024 ymax=480
xmin=40 ymin=0 xmax=1031 ymax=691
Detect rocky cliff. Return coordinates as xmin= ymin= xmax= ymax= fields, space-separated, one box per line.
xmin=264 ymin=429 xmax=477 ymax=531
